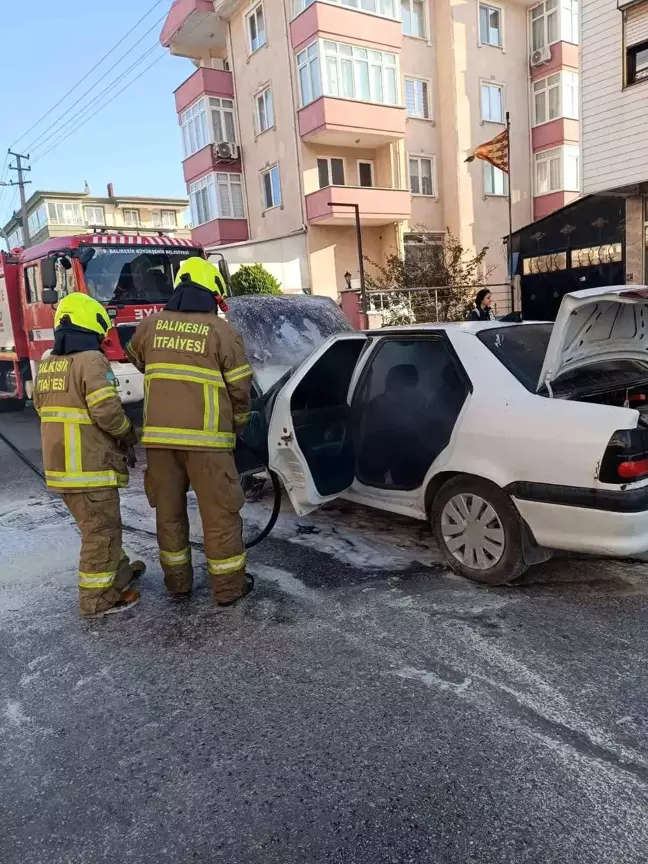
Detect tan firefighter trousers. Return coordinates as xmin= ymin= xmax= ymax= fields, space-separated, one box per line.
xmin=62 ymin=489 xmax=136 ymax=617
xmin=144 ymin=449 xmax=246 ymax=603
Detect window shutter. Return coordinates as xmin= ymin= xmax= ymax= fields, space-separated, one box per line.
xmin=625 ymin=2 xmax=648 ymax=47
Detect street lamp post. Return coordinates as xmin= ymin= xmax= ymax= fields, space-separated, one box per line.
xmin=327 ymin=201 xmax=367 ymax=314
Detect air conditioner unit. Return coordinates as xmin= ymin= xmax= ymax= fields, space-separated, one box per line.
xmin=215 ymin=141 xmax=238 ymax=162
xmin=530 ymin=46 xmax=551 ymax=66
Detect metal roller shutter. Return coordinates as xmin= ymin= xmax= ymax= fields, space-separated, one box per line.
xmin=626 ymin=1 xmax=648 ymax=47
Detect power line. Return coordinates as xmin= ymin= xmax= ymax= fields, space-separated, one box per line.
xmin=24 ymin=13 xmax=166 ymax=155
xmin=30 ymin=42 xmax=162 ymax=160
xmin=10 ymin=0 xmax=165 ymax=150
xmin=32 ymin=52 xmax=167 ymax=167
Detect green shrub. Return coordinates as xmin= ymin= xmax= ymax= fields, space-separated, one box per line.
xmin=230 ymin=263 xmax=282 ymax=296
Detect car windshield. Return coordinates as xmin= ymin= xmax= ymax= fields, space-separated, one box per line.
xmin=477 ymin=324 xmax=552 ymax=392
xmin=80 ymin=246 xmax=202 ymax=305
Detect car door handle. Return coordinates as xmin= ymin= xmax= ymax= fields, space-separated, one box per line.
xmin=280 ymin=430 xmax=293 ymax=443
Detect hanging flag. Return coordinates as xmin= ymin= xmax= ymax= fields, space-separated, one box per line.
xmin=465 ymin=128 xmax=509 ymax=173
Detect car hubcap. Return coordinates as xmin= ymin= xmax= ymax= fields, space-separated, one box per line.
xmin=441 ymin=493 xmax=505 ymax=570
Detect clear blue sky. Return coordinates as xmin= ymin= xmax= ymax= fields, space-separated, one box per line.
xmin=0 ymin=0 xmax=192 ymax=229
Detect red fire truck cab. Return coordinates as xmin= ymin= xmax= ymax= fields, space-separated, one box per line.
xmin=0 ymin=233 xmax=207 ymax=409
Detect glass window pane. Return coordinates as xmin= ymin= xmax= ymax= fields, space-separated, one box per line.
xmin=532 ymin=17 xmax=544 ymax=51
xmin=271 ymin=167 xmax=282 ymax=206
xmin=231 ymin=181 xmax=244 ymax=218
xmin=331 ymin=158 xmax=345 ymax=185
xmin=409 ymin=158 xmax=420 ymax=194
xmin=266 ymin=91 xmax=274 ymax=126
xmin=257 ymin=96 xmax=267 ymax=131
xmin=479 ymin=5 xmax=489 ymax=41
xmin=317 ymin=158 xmax=330 ymax=188
xmin=263 ymin=172 xmax=273 ymax=208
xmin=549 ymin=156 xmax=560 ymax=190
xmin=534 ymin=91 xmax=546 ymax=124
xmin=310 ymin=56 xmax=322 ymax=98
xmin=405 ymin=79 xmax=416 ymax=114
xmin=385 ymin=67 xmax=398 ymax=104
xmin=359 ymin=162 xmax=373 ymax=186
xmin=401 ymin=0 xmax=411 ymax=34
xmin=370 ymin=64 xmax=383 ymax=102
xmin=421 ymin=159 xmax=433 ymax=195
xmin=411 ymin=0 xmax=424 ymax=36
xmin=212 ymin=110 xmax=224 ymax=142
xmin=224 ymin=111 xmax=236 ymax=141
xmin=548 ymin=84 xmax=560 ymax=119
xmin=547 ymin=9 xmax=558 ymax=41
xmin=300 ymin=65 xmax=312 ymax=104
xmin=326 ymin=56 xmax=339 ymax=96
xmin=341 ymin=59 xmax=354 ymax=97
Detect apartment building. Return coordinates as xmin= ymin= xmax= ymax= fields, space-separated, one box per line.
xmin=581 ymin=0 xmax=648 ymax=284
xmin=2 ymin=186 xmax=191 ymax=249
xmin=161 ymin=0 xmax=581 ymax=307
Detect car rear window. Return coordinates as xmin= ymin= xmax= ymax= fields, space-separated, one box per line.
xmin=477 ymin=324 xmax=553 ymax=391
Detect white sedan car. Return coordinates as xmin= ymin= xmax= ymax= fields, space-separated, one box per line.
xmin=235 ymin=286 xmax=648 ymax=585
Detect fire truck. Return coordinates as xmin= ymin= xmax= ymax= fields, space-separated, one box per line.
xmin=0 ymin=232 xmax=217 ymax=410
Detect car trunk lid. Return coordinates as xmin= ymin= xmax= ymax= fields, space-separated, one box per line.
xmin=537 ymin=285 xmax=648 ymax=392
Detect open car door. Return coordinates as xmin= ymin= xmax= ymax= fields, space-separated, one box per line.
xmin=268 ymin=332 xmax=368 ymax=516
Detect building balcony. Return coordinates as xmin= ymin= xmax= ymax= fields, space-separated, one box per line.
xmin=175 ymin=67 xmax=234 ymax=114
xmin=191 ymin=217 xmax=249 ymax=249
xmin=532 ymin=118 xmax=579 ymax=151
xmin=533 ymin=191 xmax=579 ymax=220
xmin=160 ymin=0 xmax=226 ymax=59
xmin=530 ymin=41 xmax=579 ymax=79
xmin=298 ymin=97 xmax=405 ymax=147
xmin=291 ymin=2 xmax=402 ymax=53
xmin=305 ymin=185 xmax=411 ymax=226
xmin=183 ymin=145 xmax=241 ymax=184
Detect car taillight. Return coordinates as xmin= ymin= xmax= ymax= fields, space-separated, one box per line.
xmin=599 ymin=428 xmax=648 ymax=484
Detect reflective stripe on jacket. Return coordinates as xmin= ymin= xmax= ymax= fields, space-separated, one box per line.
xmin=33 ymin=351 xmax=136 ymax=492
xmin=127 ymin=310 xmax=252 ymax=451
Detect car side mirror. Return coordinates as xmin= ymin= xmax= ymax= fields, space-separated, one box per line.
xmin=218 ymin=258 xmax=231 ymax=296
xmin=42 ymin=288 xmax=58 ymax=305
xmin=40 ymin=257 xmax=57 ymax=290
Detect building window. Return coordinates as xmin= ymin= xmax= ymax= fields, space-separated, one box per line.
xmin=189 ymin=173 xmax=245 ymax=226
xmin=534 ymin=145 xmax=579 ymax=195
xmin=123 ymin=209 xmax=140 ymax=227
xmin=84 ymin=206 xmax=105 ymax=226
xmin=317 ymin=157 xmax=345 ymax=188
xmin=358 ymin=160 xmax=374 ymax=187
xmin=627 ymin=41 xmax=648 ymax=85
xmin=404 ymin=232 xmax=444 ymax=266
xmin=256 ymin=87 xmax=275 ymax=134
xmin=479 ymin=3 xmax=503 ymax=47
xmin=180 ymin=99 xmax=209 ymax=157
xmin=152 ymin=210 xmax=177 ymax=229
xmin=483 ymin=162 xmax=508 ymax=196
xmin=47 ymin=202 xmax=82 ymax=225
xmin=481 ymin=81 xmax=504 ymax=122
xmin=322 ymin=41 xmax=399 ymax=106
xmin=261 ymin=165 xmax=282 ymax=210
xmin=533 ymin=71 xmax=578 ymax=125
xmin=209 ymin=97 xmax=236 ymax=144
xmin=530 ymin=0 xmax=577 ymax=51
xmin=409 ymin=156 xmax=435 ymax=195
xmin=247 ymin=3 xmax=267 ymax=53
xmin=401 ymin=0 xmax=425 ymax=38
xmin=404 ymin=77 xmax=431 ymax=119
xmin=7 ymin=227 xmax=23 ymax=248
xmin=293 ymin=0 xmax=397 ymax=20
xmin=27 ymin=204 xmax=48 ymax=236
xmin=297 ymin=43 xmax=322 ymax=106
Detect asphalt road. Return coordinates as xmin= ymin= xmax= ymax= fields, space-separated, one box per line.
xmin=2 ymin=408 xmax=648 ymax=863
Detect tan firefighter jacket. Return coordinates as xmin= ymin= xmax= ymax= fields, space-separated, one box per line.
xmin=126 ymin=310 xmax=252 ymax=451
xmin=33 ymin=351 xmax=137 ymax=492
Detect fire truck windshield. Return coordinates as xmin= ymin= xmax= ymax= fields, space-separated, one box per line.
xmin=80 ymin=246 xmax=201 ymax=305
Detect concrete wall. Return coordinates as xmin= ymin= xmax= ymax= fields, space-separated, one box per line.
xmin=210 ymin=231 xmax=310 ymax=293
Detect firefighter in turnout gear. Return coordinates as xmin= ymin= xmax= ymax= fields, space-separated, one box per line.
xmin=126 ymin=257 xmax=253 ymax=605
xmin=33 ymin=293 xmax=144 ymax=618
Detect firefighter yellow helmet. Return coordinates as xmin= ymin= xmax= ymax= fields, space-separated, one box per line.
xmin=174 ymin=256 xmax=225 ymax=295
xmin=54 ymin=293 xmax=112 ymax=338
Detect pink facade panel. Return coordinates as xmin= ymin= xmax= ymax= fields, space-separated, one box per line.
xmin=531 ymin=118 xmax=579 ymax=150
xmin=298 ymin=97 xmax=406 ymax=142
xmin=530 ymin=41 xmax=579 ymax=80
xmin=161 ymin=0 xmax=213 ymax=46
xmin=291 ymin=2 xmax=402 ymax=53
xmin=182 ymin=146 xmax=242 ymax=183
xmin=305 ymin=185 xmax=410 ymax=224
xmin=533 ymin=191 xmax=579 ymax=220
xmin=174 ymin=67 xmax=234 ymax=113
xmin=191 ymin=218 xmax=249 ymax=248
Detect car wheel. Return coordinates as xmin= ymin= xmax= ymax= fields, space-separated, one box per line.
xmin=431 ymin=476 xmax=527 ymax=586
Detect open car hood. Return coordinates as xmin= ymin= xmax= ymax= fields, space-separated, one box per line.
xmin=537 ymin=285 xmax=648 ymax=392
xmin=226 ymin=294 xmax=352 ymax=393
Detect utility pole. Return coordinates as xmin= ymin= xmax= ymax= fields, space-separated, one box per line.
xmin=4 ymin=150 xmax=32 ymax=248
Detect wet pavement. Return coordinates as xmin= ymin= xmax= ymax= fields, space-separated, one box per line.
xmin=2 ymin=408 xmax=648 ymax=863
